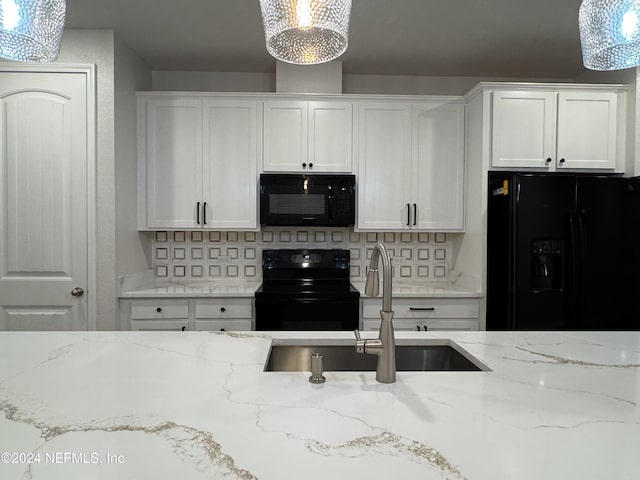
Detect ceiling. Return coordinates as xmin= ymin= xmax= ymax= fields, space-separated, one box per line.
xmin=64 ymin=0 xmax=587 ymax=79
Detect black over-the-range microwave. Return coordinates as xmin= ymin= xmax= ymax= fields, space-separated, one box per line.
xmin=259 ymin=173 xmax=356 ymax=227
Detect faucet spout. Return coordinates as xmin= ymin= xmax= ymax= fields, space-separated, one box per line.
xmin=364 ymin=243 xmax=393 ymax=313
xmin=357 ymin=243 xmax=396 ymax=383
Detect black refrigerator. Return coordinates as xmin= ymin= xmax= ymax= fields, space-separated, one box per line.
xmin=487 ymin=172 xmax=640 ymax=330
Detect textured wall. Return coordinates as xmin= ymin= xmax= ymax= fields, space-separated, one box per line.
xmin=151 ymin=229 xmax=453 ymax=284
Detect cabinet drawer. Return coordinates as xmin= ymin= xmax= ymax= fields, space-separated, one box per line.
xmin=130 ymin=320 xmax=189 ymax=331
xmin=195 ymin=299 xmax=253 ymax=319
xmin=195 ymin=319 xmax=252 ymax=331
xmin=362 ymin=299 xmax=479 ymax=319
xmin=362 ymin=318 xmax=479 ymax=331
xmin=130 ymin=300 xmax=189 ymax=320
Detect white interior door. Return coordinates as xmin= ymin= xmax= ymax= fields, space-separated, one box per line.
xmin=0 ymin=69 xmax=91 ymax=330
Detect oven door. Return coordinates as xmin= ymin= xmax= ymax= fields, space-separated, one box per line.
xmin=255 ymin=296 xmax=359 ymax=331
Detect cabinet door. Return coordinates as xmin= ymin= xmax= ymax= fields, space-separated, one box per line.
xmin=357 ymin=102 xmax=412 ymax=230
xmin=195 ymin=319 xmax=252 ymax=331
xmin=308 ymin=101 xmax=353 ymax=172
xmin=195 ymin=298 xmax=253 ymax=319
xmin=263 ymin=101 xmax=308 ymax=172
xmin=144 ymin=98 xmax=203 ymax=228
xmin=130 ymin=320 xmax=189 ymax=331
xmin=203 ymin=100 xmax=259 ymax=229
xmin=423 ymin=319 xmax=479 ymax=331
xmin=491 ymin=91 xmax=556 ymax=169
xmin=412 ymin=102 xmax=465 ymax=231
xmin=556 ymin=92 xmax=617 ymax=170
xmin=391 ymin=320 xmax=425 ymax=331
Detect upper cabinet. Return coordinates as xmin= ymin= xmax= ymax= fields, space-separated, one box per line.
xmin=263 ymin=100 xmax=353 ymax=172
xmin=490 ymin=87 xmax=623 ymax=171
xmin=357 ymin=100 xmax=465 ymax=231
xmin=138 ymin=94 xmax=259 ymax=230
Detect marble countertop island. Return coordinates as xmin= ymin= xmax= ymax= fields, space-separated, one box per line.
xmin=1 ymin=331 xmax=639 ymax=479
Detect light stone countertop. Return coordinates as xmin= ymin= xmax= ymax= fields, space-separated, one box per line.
xmin=119 ymin=279 xmax=481 ymax=299
xmin=0 ymin=330 xmax=638 ymax=479
xmin=119 ymin=280 xmax=263 ymax=298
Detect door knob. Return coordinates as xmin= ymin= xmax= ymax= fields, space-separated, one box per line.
xmin=71 ymin=287 xmax=84 ymax=297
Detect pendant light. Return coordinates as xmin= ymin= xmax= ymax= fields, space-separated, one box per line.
xmin=259 ymin=0 xmax=352 ymax=65
xmin=0 ymin=0 xmax=66 ymax=62
xmin=579 ymin=0 xmax=640 ymax=70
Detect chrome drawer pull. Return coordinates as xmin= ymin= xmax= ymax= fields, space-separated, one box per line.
xmin=409 ymin=307 xmax=435 ymax=311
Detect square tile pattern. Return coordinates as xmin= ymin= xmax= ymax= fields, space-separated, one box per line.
xmin=153 ymin=228 xmax=453 ymax=282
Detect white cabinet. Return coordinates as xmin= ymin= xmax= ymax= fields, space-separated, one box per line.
xmin=194 ymin=298 xmax=253 ymax=331
xmin=361 ymin=298 xmax=480 ymax=332
xmin=263 ymin=100 xmax=353 ymax=172
xmin=491 ymin=90 xmax=619 ymax=171
xmin=123 ymin=297 xmax=254 ymax=331
xmin=412 ymin=103 xmax=465 ymax=230
xmin=357 ymin=100 xmax=465 ymax=231
xmin=128 ymin=299 xmax=190 ymax=331
xmin=138 ymin=95 xmax=259 ymax=230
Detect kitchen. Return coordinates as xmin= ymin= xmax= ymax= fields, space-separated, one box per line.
xmin=1 ymin=1 xmax=640 ymax=478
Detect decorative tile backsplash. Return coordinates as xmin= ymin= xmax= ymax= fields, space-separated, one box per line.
xmin=152 ymin=228 xmax=452 ymax=283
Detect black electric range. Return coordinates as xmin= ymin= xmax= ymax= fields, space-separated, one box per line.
xmin=255 ymin=249 xmax=360 ymax=331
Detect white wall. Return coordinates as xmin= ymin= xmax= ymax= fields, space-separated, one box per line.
xmin=54 ymin=30 xmax=117 ymax=330
xmin=151 ymin=70 xmax=274 ymax=92
xmin=50 ymin=29 xmax=152 ymax=330
xmin=150 ymin=69 xmax=570 ymax=96
xmin=114 ymin=34 xmax=153 ymax=328
xmin=343 ymin=74 xmax=569 ymax=96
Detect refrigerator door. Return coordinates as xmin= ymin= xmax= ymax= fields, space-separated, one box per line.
xmin=487 ymin=174 xmax=516 ymax=330
xmin=512 ymin=175 xmax=575 ymax=330
xmin=487 ymin=173 xmax=575 ymax=330
xmin=576 ymin=176 xmax=640 ymax=330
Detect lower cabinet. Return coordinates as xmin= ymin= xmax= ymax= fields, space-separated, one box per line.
xmin=128 ymin=299 xmax=190 ymax=331
xmin=122 ymin=297 xmax=254 ymax=331
xmin=194 ymin=299 xmax=253 ymax=331
xmin=361 ymin=298 xmax=480 ymax=331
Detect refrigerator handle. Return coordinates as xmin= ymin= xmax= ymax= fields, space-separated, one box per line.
xmin=567 ymin=209 xmax=582 ymax=329
xmin=577 ymin=209 xmax=587 ymax=268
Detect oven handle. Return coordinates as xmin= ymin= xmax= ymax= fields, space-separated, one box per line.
xmin=260 ymin=298 xmax=357 ymax=304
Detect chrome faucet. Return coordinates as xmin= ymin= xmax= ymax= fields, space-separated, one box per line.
xmin=354 ymin=243 xmax=396 ymax=383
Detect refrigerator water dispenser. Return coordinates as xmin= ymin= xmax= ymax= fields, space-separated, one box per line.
xmin=530 ymin=239 xmax=563 ymax=291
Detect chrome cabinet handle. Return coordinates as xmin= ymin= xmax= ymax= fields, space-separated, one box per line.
xmin=71 ymin=287 xmax=84 ymax=297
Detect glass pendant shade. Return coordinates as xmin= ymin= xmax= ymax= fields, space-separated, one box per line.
xmin=579 ymin=0 xmax=640 ymax=70
xmin=0 ymin=0 xmax=66 ymax=62
xmin=259 ymin=0 xmax=352 ymax=65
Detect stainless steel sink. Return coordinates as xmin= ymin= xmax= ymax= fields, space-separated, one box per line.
xmin=264 ymin=340 xmax=489 ymax=372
